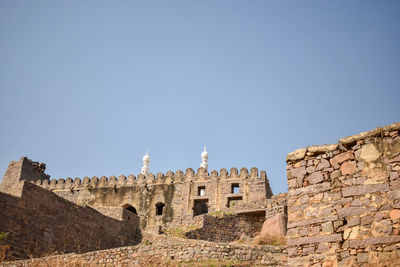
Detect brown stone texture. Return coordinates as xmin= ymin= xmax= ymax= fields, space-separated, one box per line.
xmin=0 ymin=181 xmax=141 ymax=261
xmin=259 ymin=213 xmax=288 ymax=237
xmin=16 ymin=166 xmax=272 ymax=231
xmin=0 ymin=157 xmax=50 ymax=196
xmin=286 ymin=122 xmax=400 ymax=266
xmin=1 ymin=234 xmax=287 ymax=267
xmin=0 ymin=155 xmax=277 ymax=261
xmin=185 ymin=213 xmax=265 ymax=242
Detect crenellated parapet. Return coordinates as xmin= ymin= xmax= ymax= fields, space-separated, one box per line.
xmin=31 ymin=167 xmax=268 ymax=191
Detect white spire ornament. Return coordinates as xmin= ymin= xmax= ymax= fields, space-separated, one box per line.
xmin=141 ymin=150 xmax=150 ymax=176
xmin=200 ymin=147 xmax=208 ymax=170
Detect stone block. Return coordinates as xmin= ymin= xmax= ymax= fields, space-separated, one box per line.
xmin=321 ymin=222 xmax=333 ymax=234
xmin=287 ymin=247 xmax=297 ymax=257
xmin=391 ymin=180 xmax=400 ymax=190
xmin=390 ymin=171 xmax=399 ymax=180
xmin=390 ymin=209 xmax=400 ymax=220
xmin=287 ymin=234 xmax=342 ymax=246
xmin=360 ymin=214 xmax=373 ymax=225
xmin=357 ymin=252 xmax=369 ymax=263
xmin=330 ymin=170 xmax=341 ymax=179
xmin=317 ymin=159 xmax=330 ymax=171
xmin=288 ymin=182 xmax=331 ymax=197
xmin=348 ymin=236 xmax=400 ymax=247
xmin=288 ymin=179 xmax=297 ymax=188
xmin=330 ymin=152 xmax=355 ymax=167
xmin=299 ymin=227 xmax=310 ymax=237
xmin=317 ymin=243 xmax=330 ymax=253
xmin=360 ymin=144 xmax=381 ymax=162
xmin=340 ymin=161 xmax=357 ymax=175
xmin=288 ymin=215 xmax=338 ymax=229
xmin=289 ymin=167 xmax=306 ymax=179
xmin=306 ymin=166 xmax=315 ymax=174
xmin=287 ymin=148 xmax=307 ymax=161
xmin=337 ymin=206 xmax=377 ymax=219
xmin=308 ymin=171 xmax=324 ymax=184
xmin=342 ymin=184 xmax=389 ymax=197
xmin=303 ymin=246 xmax=315 ymax=254
xmin=388 ymin=190 xmax=400 ymax=200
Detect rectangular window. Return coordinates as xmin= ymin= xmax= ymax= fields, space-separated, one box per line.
xmin=198 ymin=186 xmax=206 ymax=196
xmin=231 ymin=183 xmax=240 ymax=194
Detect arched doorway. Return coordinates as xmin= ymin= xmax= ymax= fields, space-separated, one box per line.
xmin=122 ymin=204 xmax=137 ymax=215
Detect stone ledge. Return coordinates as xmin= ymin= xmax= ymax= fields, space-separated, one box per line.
xmin=348 ymin=236 xmax=400 ymax=247
xmin=287 ymin=233 xmax=342 ymax=246
xmin=287 ymin=182 xmax=331 ymax=197
xmin=342 ymin=183 xmax=389 ymax=197
xmin=286 ymin=122 xmax=400 ymax=162
xmin=340 ymin=122 xmax=400 ymax=145
xmin=287 ymin=215 xmax=338 ymax=229
xmin=337 ymin=206 xmax=377 ymax=219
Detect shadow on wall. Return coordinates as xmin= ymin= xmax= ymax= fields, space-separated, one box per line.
xmin=0 ymin=181 xmax=142 ymax=261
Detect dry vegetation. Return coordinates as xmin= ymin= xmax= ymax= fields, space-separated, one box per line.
xmin=164 ymin=225 xmax=199 ymax=238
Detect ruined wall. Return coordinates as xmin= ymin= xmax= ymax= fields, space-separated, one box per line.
xmin=1 ymin=234 xmax=287 ymax=267
xmin=286 ymin=122 xmax=400 ymax=266
xmin=29 ymin=167 xmax=271 ymax=230
xmin=0 ymin=181 xmax=141 ymax=261
xmin=185 ymin=213 xmax=265 ymax=242
xmin=0 ymin=157 xmax=49 ymax=195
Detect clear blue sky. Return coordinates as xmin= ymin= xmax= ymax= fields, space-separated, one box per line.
xmin=0 ymin=1 xmax=399 ymax=194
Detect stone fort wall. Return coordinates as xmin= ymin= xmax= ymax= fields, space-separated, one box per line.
xmin=0 ymin=181 xmax=141 ymax=261
xmin=3 ymin=159 xmax=273 ymax=230
xmin=286 ymin=122 xmax=400 ymax=266
xmin=0 ymin=234 xmax=287 ymax=267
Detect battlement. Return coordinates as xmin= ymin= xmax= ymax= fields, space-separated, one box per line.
xmin=2 ymin=157 xmax=273 ymax=230
xmin=31 ymin=167 xmax=268 ymax=191
xmin=0 ymin=156 xmax=50 ymax=195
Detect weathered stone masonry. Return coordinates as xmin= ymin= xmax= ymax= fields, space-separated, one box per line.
xmin=2 ymin=122 xmax=399 ymax=266
xmin=14 ymin=162 xmax=272 ymax=230
xmin=0 ymin=234 xmax=287 ymax=267
xmin=286 ymin=122 xmax=400 ymax=266
xmin=0 ymin=181 xmax=141 ymax=261
xmin=0 ymin=156 xmax=274 ymax=261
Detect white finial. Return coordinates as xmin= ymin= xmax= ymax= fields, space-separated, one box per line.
xmin=141 ymin=150 xmax=150 ymax=175
xmin=201 ymin=147 xmax=208 ymax=170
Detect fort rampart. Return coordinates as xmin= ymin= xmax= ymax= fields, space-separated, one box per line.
xmin=0 ymin=181 xmax=141 ymax=261
xmin=1 ymin=158 xmax=273 ymax=230
xmin=286 ymin=122 xmax=400 ymax=266
xmin=0 ymin=234 xmax=287 ymax=267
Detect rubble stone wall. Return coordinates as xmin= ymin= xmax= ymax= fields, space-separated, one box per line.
xmin=286 ymin=122 xmax=400 ymax=266
xmin=1 ymin=156 xmax=273 ymax=230
xmin=0 ymin=157 xmax=49 ymax=196
xmin=185 ymin=213 xmax=265 ymax=242
xmin=0 ymin=181 xmax=141 ymax=261
xmin=1 ymin=235 xmax=287 ymax=267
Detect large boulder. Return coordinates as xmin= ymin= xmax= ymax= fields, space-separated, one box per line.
xmin=261 ymin=213 xmax=287 ymax=237
xmin=252 ymin=212 xmax=287 ymax=245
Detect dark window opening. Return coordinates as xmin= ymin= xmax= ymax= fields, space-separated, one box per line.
xmin=156 ymin=202 xmax=165 ymax=216
xmin=193 ymin=199 xmax=208 ymax=216
xmin=227 ymin=196 xmax=243 ymax=208
xmin=198 ymin=186 xmax=206 ymax=196
xmin=231 ymin=183 xmax=240 ymax=194
xmin=123 ymin=204 xmax=137 ymax=215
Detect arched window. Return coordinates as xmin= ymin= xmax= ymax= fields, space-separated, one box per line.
xmin=122 ymin=204 xmax=137 ymax=215
xmin=155 ymin=202 xmax=165 ymax=216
